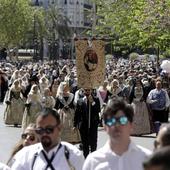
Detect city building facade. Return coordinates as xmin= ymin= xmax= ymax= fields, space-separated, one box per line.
xmin=33 ymin=0 xmax=94 ymax=32
xmin=32 ymin=0 xmax=95 ymax=59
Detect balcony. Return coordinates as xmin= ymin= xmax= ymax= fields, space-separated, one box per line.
xmin=84 ymin=22 xmax=92 ymax=27
xmin=84 ymin=3 xmax=92 ymax=9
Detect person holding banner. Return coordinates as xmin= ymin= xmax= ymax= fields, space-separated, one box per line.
xmin=74 ymin=88 xmax=101 ymax=158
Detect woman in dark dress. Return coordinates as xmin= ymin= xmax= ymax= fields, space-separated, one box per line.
xmin=0 ymin=70 xmax=8 ymax=102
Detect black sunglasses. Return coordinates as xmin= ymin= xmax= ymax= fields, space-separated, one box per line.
xmin=105 ymin=116 xmax=128 ymax=127
xmin=21 ymin=133 xmax=36 ymax=141
xmin=35 ymin=124 xmax=58 ymax=135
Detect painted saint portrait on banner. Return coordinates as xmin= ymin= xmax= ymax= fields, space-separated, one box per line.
xmin=84 ymin=48 xmax=98 ymax=72
xmin=75 ymin=40 xmax=105 ymax=89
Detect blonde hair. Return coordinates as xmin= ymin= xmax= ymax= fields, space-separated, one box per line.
xmin=25 ymin=123 xmax=36 ymax=131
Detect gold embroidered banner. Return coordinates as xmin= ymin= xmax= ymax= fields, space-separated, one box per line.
xmin=75 ymin=40 xmax=105 ymax=89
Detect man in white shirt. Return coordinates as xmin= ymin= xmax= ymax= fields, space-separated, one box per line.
xmin=83 ymin=99 xmax=151 ymax=170
xmin=154 ymin=123 xmax=170 ymax=150
xmin=147 ymin=79 xmax=170 ymax=123
xmin=11 ymin=108 xmax=84 ymax=170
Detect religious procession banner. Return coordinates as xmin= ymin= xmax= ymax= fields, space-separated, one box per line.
xmin=75 ymin=39 xmax=105 ymax=89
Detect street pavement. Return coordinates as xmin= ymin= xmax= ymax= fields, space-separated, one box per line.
xmin=0 ymin=104 xmax=155 ymax=163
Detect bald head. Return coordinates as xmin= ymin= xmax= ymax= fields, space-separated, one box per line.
xmin=154 ymin=124 xmax=170 ymax=149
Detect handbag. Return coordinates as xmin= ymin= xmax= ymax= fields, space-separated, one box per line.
xmin=71 ymin=128 xmax=81 ymax=144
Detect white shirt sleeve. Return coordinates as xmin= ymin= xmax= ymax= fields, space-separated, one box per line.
xmin=62 ymin=142 xmax=85 ymax=170
xmin=11 ymin=147 xmax=29 ymax=170
xmin=74 ymin=90 xmax=80 ymax=105
xmin=0 ymin=163 xmax=11 ymax=170
xmin=82 ymin=154 xmax=94 ymax=170
xmin=165 ymin=90 xmax=170 ymax=107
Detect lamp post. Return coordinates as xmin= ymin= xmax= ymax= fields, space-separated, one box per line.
xmin=33 ymin=0 xmax=39 ymax=61
xmin=91 ymin=4 xmax=96 ymax=36
xmin=54 ymin=39 xmax=59 ymax=60
xmin=35 ymin=0 xmax=39 ymax=6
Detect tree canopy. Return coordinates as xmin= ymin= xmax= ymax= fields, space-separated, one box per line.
xmin=45 ymin=5 xmax=71 ymax=41
xmin=0 ymin=0 xmax=71 ymax=50
xmin=93 ymin=0 xmax=170 ymax=53
xmin=0 ymin=0 xmax=35 ymax=47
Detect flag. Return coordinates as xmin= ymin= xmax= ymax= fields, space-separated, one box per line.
xmin=75 ymin=39 xmax=105 ymax=89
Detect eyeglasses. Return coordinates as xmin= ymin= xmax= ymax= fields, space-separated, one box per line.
xmin=35 ymin=124 xmax=58 ymax=135
xmin=21 ymin=133 xmax=36 ymax=141
xmin=105 ymin=116 xmax=128 ymax=127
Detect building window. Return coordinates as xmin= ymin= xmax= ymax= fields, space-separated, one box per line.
xmin=70 ymin=0 xmax=74 ymax=4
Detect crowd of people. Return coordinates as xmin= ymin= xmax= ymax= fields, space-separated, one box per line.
xmin=0 ymin=57 xmax=170 ymax=170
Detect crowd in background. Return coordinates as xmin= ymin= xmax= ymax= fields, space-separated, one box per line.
xmin=0 ymin=57 xmax=170 ymax=169
xmin=1 ymin=58 xmax=170 ymax=129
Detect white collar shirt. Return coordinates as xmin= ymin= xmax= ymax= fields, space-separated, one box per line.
xmin=83 ymin=96 xmax=87 ymax=104
xmin=83 ymin=140 xmax=152 ymax=170
xmin=11 ymin=142 xmax=84 ymax=170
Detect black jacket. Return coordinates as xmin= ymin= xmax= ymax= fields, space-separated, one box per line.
xmin=74 ymin=95 xmax=101 ymax=129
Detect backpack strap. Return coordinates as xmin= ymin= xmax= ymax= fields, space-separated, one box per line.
xmin=31 ymin=144 xmax=75 ymax=170
xmin=31 ymin=152 xmax=38 ymax=170
xmin=64 ymin=145 xmax=75 ymax=170
xmin=31 ymin=144 xmax=62 ymax=170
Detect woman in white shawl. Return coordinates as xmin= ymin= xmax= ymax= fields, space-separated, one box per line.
xmin=39 ymin=76 xmax=49 ymax=96
xmin=109 ymin=79 xmax=123 ymax=99
xmin=3 ymin=70 xmax=20 ymax=104
xmin=9 ymin=70 xmax=22 ymax=87
xmin=42 ymin=88 xmax=55 ymax=109
xmin=54 ymin=82 xmax=80 ymax=144
xmin=4 ymin=79 xmax=25 ymax=126
xmin=22 ymin=84 xmax=42 ymax=130
xmin=97 ymin=80 xmax=112 ymax=107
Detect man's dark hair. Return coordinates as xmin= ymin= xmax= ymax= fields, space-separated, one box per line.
xmin=37 ymin=108 xmax=60 ymax=124
xmin=143 ymin=147 xmax=170 ymax=170
xmin=103 ymin=99 xmax=134 ymax=122
xmin=159 ymin=124 xmax=170 ymax=146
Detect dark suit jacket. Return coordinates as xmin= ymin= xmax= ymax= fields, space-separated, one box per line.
xmin=74 ymin=96 xmax=101 ymax=130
